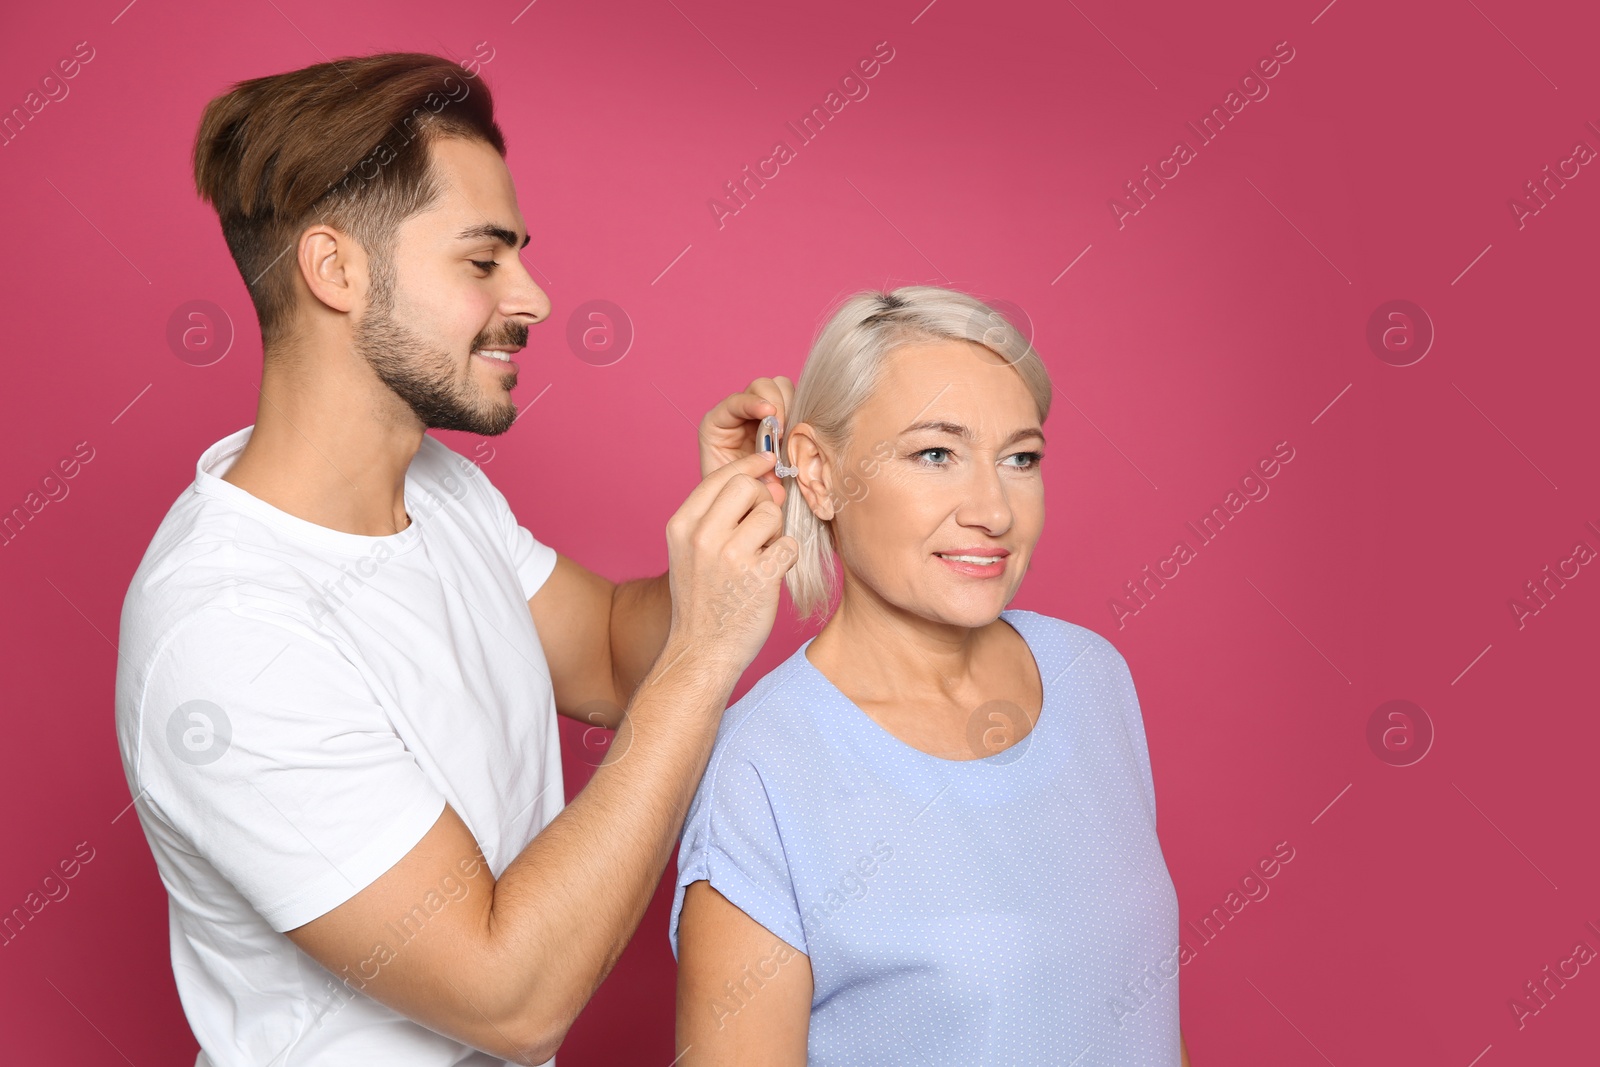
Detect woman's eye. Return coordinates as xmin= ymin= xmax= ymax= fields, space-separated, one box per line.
xmin=1004 ymin=451 xmax=1043 ymax=469
xmin=914 ymin=447 xmax=952 ymax=465
xmin=470 ymin=259 xmax=499 ymax=273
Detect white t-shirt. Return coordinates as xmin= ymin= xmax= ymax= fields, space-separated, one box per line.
xmin=115 ymin=426 xmax=563 ymax=1067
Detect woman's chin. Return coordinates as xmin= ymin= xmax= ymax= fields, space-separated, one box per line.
xmin=902 ymin=594 xmax=1014 ymax=631
xmin=844 ymin=567 xmax=1023 ymax=631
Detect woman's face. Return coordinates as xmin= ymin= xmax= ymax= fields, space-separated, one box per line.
xmin=792 ymin=339 xmax=1046 ymax=630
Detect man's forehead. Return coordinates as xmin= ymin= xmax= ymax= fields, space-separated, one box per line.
xmin=422 ymin=141 xmax=526 ymax=242
xmin=405 ymin=206 xmax=529 ymax=249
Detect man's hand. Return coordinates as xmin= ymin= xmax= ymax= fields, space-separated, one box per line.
xmin=531 ymin=379 xmax=802 ymax=733
xmin=664 ymin=449 xmax=797 ymax=676
xmin=286 ymin=451 xmax=798 ymax=1065
xmin=533 ymin=377 xmax=800 ymax=728
xmin=698 ymin=376 xmax=795 ymax=504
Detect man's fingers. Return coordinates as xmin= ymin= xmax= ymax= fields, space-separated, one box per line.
xmin=702 ymin=467 xmax=782 ymax=540
xmin=722 ymin=494 xmax=786 ymax=561
xmin=743 ymin=377 xmax=791 ymax=430
xmin=772 ymin=376 xmax=794 ymax=423
xmin=701 ymin=391 xmax=772 ymax=435
xmin=702 ymin=377 xmax=794 ymax=435
xmin=729 ymin=530 xmax=799 ymax=583
xmin=677 ymin=450 xmax=778 ymax=524
xmin=760 ymin=534 xmax=800 ymax=574
xmin=754 ymin=470 xmax=787 ymax=509
xmin=745 ymin=376 xmax=794 ymax=437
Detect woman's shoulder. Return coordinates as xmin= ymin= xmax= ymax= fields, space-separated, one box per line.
xmin=1002 ymin=608 xmax=1130 ymax=671
xmin=680 ymin=644 xmax=845 ymax=853
xmin=705 ymin=642 xmax=838 ymax=764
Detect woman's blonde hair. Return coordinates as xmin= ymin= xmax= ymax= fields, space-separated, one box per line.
xmin=781 ymin=285 xmax=1053 ymax=622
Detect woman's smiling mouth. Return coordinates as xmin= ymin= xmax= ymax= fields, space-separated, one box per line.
xmin=934 ymin=547 xmax=1009 ymax=577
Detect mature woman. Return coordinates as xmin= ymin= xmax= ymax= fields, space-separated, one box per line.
xmin=670 ymin=286 xmax=1189 ymax=1065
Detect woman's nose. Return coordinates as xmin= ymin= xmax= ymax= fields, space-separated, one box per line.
xmin=954 ymin=462 xmax=1012 ymax=535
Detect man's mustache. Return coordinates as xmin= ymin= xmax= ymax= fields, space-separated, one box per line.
xmin=473 ymin=322 xmax=528 ymax=351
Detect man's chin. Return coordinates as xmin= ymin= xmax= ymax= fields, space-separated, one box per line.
xmin=471 ymin=404 xmax=518 ymax=437
xmin=470 ymin=379 xmax=519 ymax=435
xmin=490 ymin=395 xmax=523 ymax=435
xmin=424 ymin=398 xmax=518 ymax=436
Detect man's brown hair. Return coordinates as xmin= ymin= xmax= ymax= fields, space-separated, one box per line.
xmin=192 ymin=52 xmax=505 ymax=349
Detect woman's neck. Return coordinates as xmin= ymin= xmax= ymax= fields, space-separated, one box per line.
xmin=808 ymin=584 xmax=991 ymax=706
xmin=805 ymin=584 xmax=1040 ymax=760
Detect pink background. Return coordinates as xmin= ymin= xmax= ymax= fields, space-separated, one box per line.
xmin=3 ymin=0 xmax=1597 ymax=1062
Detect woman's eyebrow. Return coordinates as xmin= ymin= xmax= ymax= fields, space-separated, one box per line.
xmin=899 ymin=420 xmax=1045 ymax=447
xmin=900 ymin=419 xmax=968 ymax=438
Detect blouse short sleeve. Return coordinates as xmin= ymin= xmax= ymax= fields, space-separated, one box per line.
xmin=670 ymin=723 xmax=809 ymax=959
xmin=1103 ymin=639 xmax=1158 ymax=828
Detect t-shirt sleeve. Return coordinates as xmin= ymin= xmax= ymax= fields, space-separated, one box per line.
xmin=471 ymin=463 xmax=558 ymax=601
xmin=130 ymin=605 xmax=448 ymax=933
xmin=669 ymin=741 xmax=808 ymax=960
xmin=1106 ymin=641 xmax=1158 ymax=829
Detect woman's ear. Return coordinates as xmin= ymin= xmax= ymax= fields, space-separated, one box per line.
xmin=785 ymin=423 xmax=837 ymax=522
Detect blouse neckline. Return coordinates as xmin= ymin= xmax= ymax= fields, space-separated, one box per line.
xmin=789 ymin=609 xmax=1058 ymax=801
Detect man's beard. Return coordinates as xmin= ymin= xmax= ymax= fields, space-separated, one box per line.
xmin=352 ymin=271 xmax=522 ymax=436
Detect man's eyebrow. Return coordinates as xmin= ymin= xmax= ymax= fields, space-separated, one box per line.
xmin=899 ymin=420 xmax=1046 ymax=448
xmin=455 ymin=223 xmax=531 ymax=250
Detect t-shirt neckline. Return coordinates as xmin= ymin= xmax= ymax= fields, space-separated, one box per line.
xmin=794 ymin=608 xmax=1050 ymax=773
xmin=192 ymin=425 xmax=426 ymax=557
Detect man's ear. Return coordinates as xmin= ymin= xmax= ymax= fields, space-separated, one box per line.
xmin=785 ymin=422 xmax=837 ymax=522
xmin=297 ymin=224 xmax=367 ymax=315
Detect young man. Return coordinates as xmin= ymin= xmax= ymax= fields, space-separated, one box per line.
xmin=114 ymin=52 xmax=796 ymax=1066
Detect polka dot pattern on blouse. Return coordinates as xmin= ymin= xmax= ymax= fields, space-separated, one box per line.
xmin=671 ymin=610 xmax=1183 ymax=1066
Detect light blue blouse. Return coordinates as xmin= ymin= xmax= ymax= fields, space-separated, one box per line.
xmin=670 ymin=609 xmax=1182 ymax=1065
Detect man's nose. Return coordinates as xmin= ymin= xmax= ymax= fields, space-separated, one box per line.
xmin=504 ymin=254 xmax=551 ymax=325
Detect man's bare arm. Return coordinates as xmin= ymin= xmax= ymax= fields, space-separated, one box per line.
xmin=286 ymin=451 xmax=796 ymax=1064
xmin=530 ymin=558 xmax=668 ymax=731
xmin=606 ymin=573 xmax=672 ymax=702
xmin=531 ymin=376 xmax=795 ymax=731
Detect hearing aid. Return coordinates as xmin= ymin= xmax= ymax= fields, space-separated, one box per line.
xmin=758 ymin=415 xmax=799 ymax=478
